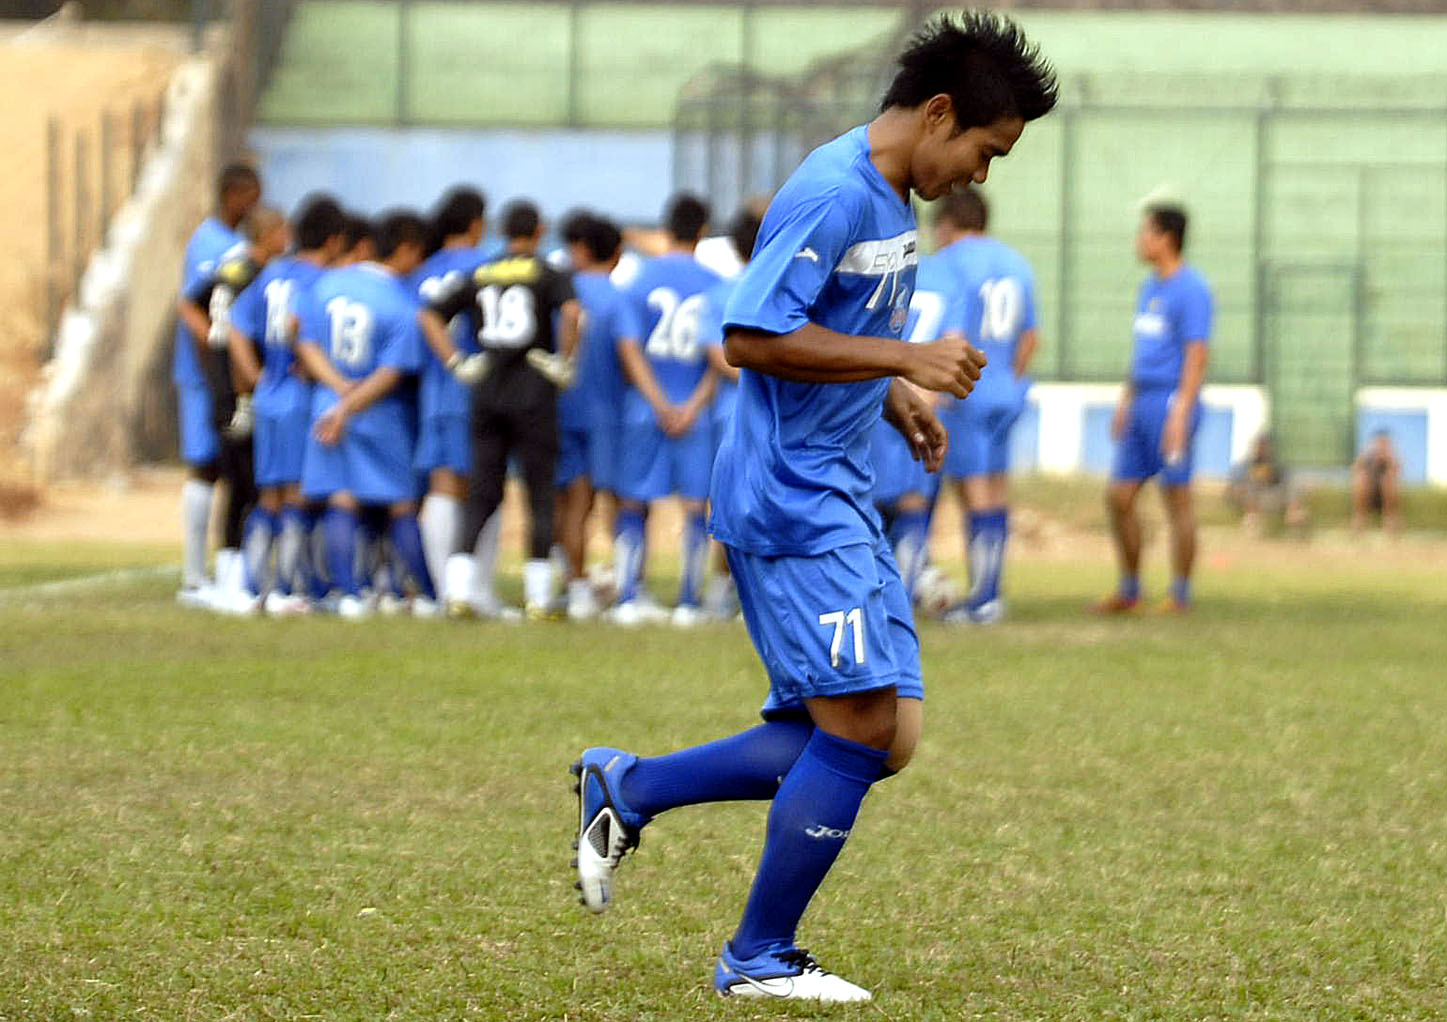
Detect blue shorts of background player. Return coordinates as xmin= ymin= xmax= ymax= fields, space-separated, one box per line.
xmin=177 ymin=383 xmax=220 ymax=467
xmin=942 ymin=389 xmax=1026 ymax=480
xmin=302 ymin=410 xmax=419 ymax=507
xmin=556 ymin=423 xmax=591 ymax=488
xmin=726 ymin=537 xmax=924 ymax=718
xmin=415 ymin=412 xmax=472 ymax=477
xmin=588 ymin=420 xmax=621 ymax=494
xmin=870 ymin=417 xmax=938 ymax=507
xmin=617 ymin=419 xmax=713 ymax=503
xmin=1112 ymin=384 xmax=1202 ymax=489
xmin=254 ymin=405 xmax=311 ymax=488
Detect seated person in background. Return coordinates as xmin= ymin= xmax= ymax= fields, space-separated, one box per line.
xmin=1352 ymin=430 xmax=1402 ymax=535
xmin=1226 ymin=431 xmax=1307 ymax=537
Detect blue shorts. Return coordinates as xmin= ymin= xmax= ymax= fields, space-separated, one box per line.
xmin=943 ymin=388 xmax=1026 ymax=480
xmin=302 ymin=425 xmax=418 ymax=506
xmin=588 ymin=421 xmax=621 ymax=494
xmin=177 ymin=383 xmax=219 ymax=467
xmin=870 ymin=418 xmax=938 ymax=507
xmin=557 ymin=424 xmax=590 ymax=487
xmin=254 ymin=404 xmax=310 ymax=488
xmin=726 ymin=537 xmax=924 ymax=719
xmin=618 ymin=419 xmax=714 ymax=503
xmin=1112 ymin=385 xmax=1202 ymax=488
xmin=414 ymin=412 xmax=472 ymax=476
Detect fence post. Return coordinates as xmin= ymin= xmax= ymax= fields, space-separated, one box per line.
xmin=46 ymin=116 xmax=63 ymax=350
xmin=566 ymin=0 xmax=582 ymax=128
xmin=1056 ymin=99 xmax=1076 ymax=379
xmin=73 ymin=128 xmax=89 ymax=299
xmin=1252 ymin=100 xmax=1270 ymax=388
xmin=130 ymin=98 xmax=145 ymax=194
xmin=100 ymin=109 xmax=115 ymax=237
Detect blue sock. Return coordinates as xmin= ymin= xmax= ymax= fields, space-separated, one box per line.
xmin=1171 ymin=576 xmax=1191 ymax=606
xmin=678 ymin=510 xmax=709 ymax=608
xmin=241 ymin=508 xmax=277 ymax=597
xmin=620 ymin=720 xmax=814 ymax=821
xmin=323 ymin=507 xmax=359 ymax=597
xmin=965 ymin=510 xmax=989 ymax=604
xmin=729 ymin=729 xmax=887 ymax=961
xmin=275 ymin=507 xmax=310 ymax=596
xmin=302 ymin=509 xmax=330 ymax=600
xmin=614 ymin=508 xmax=646 ymax=604
xmin=891 ymin=507 xmax=930 ymax=602
xmin=389 ymin=514 xmax=436 ymax=600
xmin=972 ymin=508 xmax=1008 ymax=607
xmin=1120 ymin=575 xmax=1141 ymax=602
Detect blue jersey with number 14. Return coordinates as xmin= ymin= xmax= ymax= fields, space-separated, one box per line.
xmin=623 ymin=253 xmax=721 ymax=422
xmin=230 ymin=256 xmax=328 ymax=419
xmin=940 ymin=235 xmax=1037 ymax=402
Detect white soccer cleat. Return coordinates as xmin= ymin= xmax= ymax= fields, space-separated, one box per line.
xmin=411 ymin=596 xmax=442 ymax=619
xmin=567 ymin=580 xmax=601 ymax=621
xmin=608 ymin=600 xmax=647 ymax=627
xmin=264 ymin=592 xmax=312 ymax=617
xmin=714 ymin=947 xmax=872 ymax=1003
xmin=176 ymin=584 xmax=213 ymax=610
xmin=377 ymin=593 xmax=409 ymax=617
xmin=336 ymin=594 xmax=371 ymax=620
xmin=670 ymin=604 xmax=704 ymax=628
xmin=570 ymin=749 xmax=643 ymax=913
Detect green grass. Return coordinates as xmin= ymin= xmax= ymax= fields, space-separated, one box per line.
xmin=3 ymin=541 xmax=1447 ymax=1019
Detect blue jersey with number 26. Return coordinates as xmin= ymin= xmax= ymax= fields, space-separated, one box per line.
xmin=623 ymin=253 xmax=721 ymax=423
xmin=712 ymin=124 xmax=918 ymax=557
xmin=298 ymin=263 xmax=425 ymax=436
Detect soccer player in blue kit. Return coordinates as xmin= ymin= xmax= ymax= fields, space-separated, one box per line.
xmin=174 ymin=164 xmax=260 ymax=607
xmin=571 ymin=13 xmax=1057 ymax=1001
xmin=556 ymin=213 xmax=642 ymax=620
xmin=1095 ymin=204 xmax=1212 ymax=614
xmin=227 ymin=195 xmax=350 ymax=614
xmin=612 ymin=194 xmax=722 ymax=627
xmin=295 ymin=211 xmax=438 ymax=620
xmin=933 ymin=188 xmax=1040 ymax=624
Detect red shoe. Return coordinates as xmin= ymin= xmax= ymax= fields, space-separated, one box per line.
xmin=1090 ymin=593 xmax=1140 ymax=615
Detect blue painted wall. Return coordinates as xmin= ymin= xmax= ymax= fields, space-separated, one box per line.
xmin=248 ymin=127 xmax=675 ymax=224
xmin=1356 ymin=410 xmax=1429 ymax=485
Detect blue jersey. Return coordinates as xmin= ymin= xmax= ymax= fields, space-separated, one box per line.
xmin=700 ymin=277 xmax=739 ymax=423
xmin=1130 ymin=265 xmax=1212 ymax=390
xmin=230 ymin=256 xmax=329 ymax=419
xmin=939 ymin=235 xmax=1037 ymax=400
xmin=412 ymin=247 xmax=485 ymax=421
xmin=172 ymin=217 xmax=245 ymax=386
xmin=712 ymin=124 xmax=918 ymax=557
xmin=567 ymin=271 xmax=640 ymax=431
xmin=623 ymin=252 xmax=721 ymax=422
xmin=298 ymin=263 xmax=426 ymax=435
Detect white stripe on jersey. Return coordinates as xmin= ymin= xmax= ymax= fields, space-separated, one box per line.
xmin=834 ymin=230 xmax=919 ymax=277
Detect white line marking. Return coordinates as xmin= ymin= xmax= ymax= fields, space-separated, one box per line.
xmin=0 ymin=563 xmax=178 ymax=604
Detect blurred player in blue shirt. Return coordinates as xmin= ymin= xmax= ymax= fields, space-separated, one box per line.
xmin=1096 ymin=204 xmax=1212 ymax=614
xmin=612 ymin=194 xmax=721 ymax=627
xmin=173 ymin=164 xmax=259 ymax=606
xmin=226 ymin=195 xmax=349 ymax=614
xmin=411 ymin=187 xmax=488 ymax=606
xmin=556 ymin=212 xmax=641 ymax=620
xmin=698 ymin=201 xmax=766 ymax=620
xmin=571 ymin=13 xmax=1056 ymax=1002
xmin=867 ymin=249 xmax=951 ymax=606
xmin=933 ymin=188 xmax=1040 ymax=624
xmin=295 ymin=211 xmax=437 ymax=619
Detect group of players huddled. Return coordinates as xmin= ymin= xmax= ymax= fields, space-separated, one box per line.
xmin=172 ymin=162 xmax=1042 ymax=625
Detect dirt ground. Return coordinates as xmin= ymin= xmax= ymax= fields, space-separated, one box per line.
xmin=0 ymin=19 xmax=185 ymax=489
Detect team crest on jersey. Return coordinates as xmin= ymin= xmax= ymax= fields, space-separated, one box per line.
xmin=890 ymin=302 xmax=909 ymax=332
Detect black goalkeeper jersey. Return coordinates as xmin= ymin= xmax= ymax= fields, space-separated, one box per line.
xmin=428 ymin=252 xmax=576 ymax=412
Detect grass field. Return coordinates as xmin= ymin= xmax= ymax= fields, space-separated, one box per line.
xmin=3 ymin=528 xmax=1447 ymax=1020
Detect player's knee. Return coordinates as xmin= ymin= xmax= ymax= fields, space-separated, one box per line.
xmin=1106 ymin=485 xmax=1133 ymax=517
xmin=884 ymin=698 xmax=923 ymax=774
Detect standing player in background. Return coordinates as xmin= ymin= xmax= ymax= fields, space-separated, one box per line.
xmin=173 ymin=164 xmax=260 ymax=607
xmin=700 ymin=201 xmax=766 ymax=619
xmin=421 ymin=200 xmax=581 ymax=619
xmin=933 ymin=187 xmax=1040 ymax=624
xmin=571 ymin=13 xmax=1055 ymax=1001
xmin=612 ymin=194 xmax=721 ymax=627
xmin=177 ymin=206 xmax=290 ymax=612
xmin=295 ymin=211 xmax=437 ymax=619
xmin=226 ymin=195 xmax=350 ymax=614
xmin=556 ymin=213 xmax=641 ymax=621
xmin=412 ymin=187 xmax=492 ymax=609
xmin=866 ymin=241 xmax=954 ymax=606
xmin=1096 ymin=204 xmax=1212 ymax=614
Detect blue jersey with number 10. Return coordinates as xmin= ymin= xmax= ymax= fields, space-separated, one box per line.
xmin=622 ymin=253 xmax=721 ymax=423
xmin=940 ymin=235 xmax=1037 ymax=401
xmin=298 ymin=264 xmax=426 ymax=436
xmin=712 ymin=124 xmax=918 ymax=557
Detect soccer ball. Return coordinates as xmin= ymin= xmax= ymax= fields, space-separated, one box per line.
xmin=915 ymin=565 xmax=962 ymax=619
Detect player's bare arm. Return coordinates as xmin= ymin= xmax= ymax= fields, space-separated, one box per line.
xmin=725 ymin=322 xmax=986 ymax=397
xmin=1162 ymin=340 xmax=1209 ymax=460
xmin=617 ymin=337 xmax=684 ymax=435
xmin=313 ymin=366 xmax=403 ymax=446
xmin=417 ymin=307 xmax=462 ymax=365
xmin=294 ymin=341 xmax=355 ymax=402
xmin=1112 ymin=381 xmax=1136 ymax=441
xmin=675 ymin=363 xmax=718 ymax=434
xmin=1014 ymin=327 xmax=1040 ymax=379
xmin=706 ymin=343 xmax=740 ymax=385
xmin=227 ymin=325 xmax=262 ymax=393
xmin=558 ymin=298 xmax=582 ymax=360
xmin=177 ymin=297 xmax=212 ymax=360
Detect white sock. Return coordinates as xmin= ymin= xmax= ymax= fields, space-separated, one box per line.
xmin=524 ymin=558 xmax=554 ymax=609
xmin=181 ymin=479 xmax=214 ymax=589
xmin=420 ymin=494 xmax=461 ymax=600
xmin=218 ymin=548 xmax=245 ymax=597
xmin=445 ymin=553 xmax=477 ymax=607
xmin=473 ymin=510 xmax=502 ymax=604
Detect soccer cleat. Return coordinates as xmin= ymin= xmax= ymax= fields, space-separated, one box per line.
xmin=526 ymin=601 xmax=564 ymax=622
xmin=567 ymin=581 xmax=601 ymax=621
xmin=176 ymin=585 xmax=214 ymax=610
xmin=448 ymin=595 xmax=523 ymax=623
xmin=1090 ymin=593 xmax=1140 ymax=615
xmin=337 ymin=594 xmax=371 ymax=620
xmin=714 ymin=945 xmax=872 ymax=1003
xmin=264 ymin=592 xmax=312 ymax=617
xmin=377 ymin=593 xmax=409 ymax=617
xmin=1152 ymin=597 xmax=1190 ymax=616
xmin=570 ymin=748 xmax=645 ymax=913
xmin=968 ymin=598 xmax=1006 ymax=625
xmin=608 ymin=600 xmax=653 ymax=628
xmin=411 ymin=596 xmax=443 ymax=619
xmin=670 ymin=603 xmax=705 ymax=629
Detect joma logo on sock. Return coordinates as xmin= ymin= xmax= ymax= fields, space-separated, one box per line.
xmin=804 ymin=825 xmax=850 ymax=840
